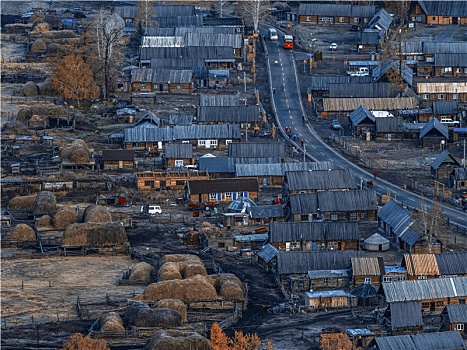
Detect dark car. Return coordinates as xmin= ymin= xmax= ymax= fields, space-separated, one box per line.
xmin=351 ymin=25 xmax=360 ymax=31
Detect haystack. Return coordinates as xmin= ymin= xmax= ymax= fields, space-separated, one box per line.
xmin=135 ymin=275 xmax=218 ymax=302
xmin=16 ymin=106 xmax=67 ymax=123
xmin=31 ymin=21 xmax=50 ymax=32
xmin=62 ymin=222 xmax=128 ymax=248
xmin=32 ymin=191 xmax=57 ymax=217
xmin=155 ymin=299 xmax=187 ymax=323
xmin=144 ymin=329 xmax=210 ymax=350
xmin=160 ymin=254 xmax=203 ymax=265
xmin=126 ymin=302 xmax=181 ymax=328
xmin=2 ymin=121 xmax=29 ymax=135
xmin=36 ymin=215 xmax=53 ymax=229
xmin=54 ymin=207 xmax=80 ymax=230
xmin=129 ymin=262 xmax=154 ymax=282
xmin=38 ymin=78 xmax=55 ymax=95
xmin=100 ymin=312 xmax=124 ymax=331
xmin=60 ymin=139 xmax=91 ymax=163
xmin=206 ymin=273 xmax=245 ymax=300
xmin=21 ymin=81 xmax=40 ymax=97
xmin=30 ymin=39 xmax=46 ymax=53
xmin=11 ymin=224 xmax=36 ymax=241
xmin=158 ymin=261 xmax=207 ymax=281
xmin=83 ymin=205 xmax=112 ymax=223
xmin=158 ymin=263 xmax=182 ymax=281
xmin=8 ymin=194 xmax=37 ymax=209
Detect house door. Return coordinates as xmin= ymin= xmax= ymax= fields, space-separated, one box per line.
xmin=159 ymin=84 xmax=164 ymax=92
xmin=387 ymin=134 xmax=392 ymax=141
xmin=379 ymin=244 xmax=383 ymax=251
xmin=262 ymin=178 xmax=268 ymax=187
xmin=205 ymin=140 xmax=211 ymax=149
xmin=453 ymin=17 xmax=458 ymax=24
xmin=430 ymin=302 xmax=436 ymax=311
xmin=160 ymin=181 xmax=166 ymax=190
xmin=118 ymin=161 xmax=123 ymax=169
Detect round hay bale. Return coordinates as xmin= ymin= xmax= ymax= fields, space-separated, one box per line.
xmin=129 ymin=262 xmax=154 ymax=282
xmin=83 ymin=205 xmax=112 ymax=223
xmin=135 ymin=275 xmax=218 ymax=302
xmin=11 ymin=224 xmax=36 ymax=241
xmin=160 ymin=254 xmax=202 ymax=265
xmin=36 ymin=215 xmax=53 ymax=229
xmin=155 ymin=299 xmax=187 ymax=323
xmin=21 ymin=81 xmax=39 ymax=97
xmin=69 ymin=147 xmax=91 ymax=163
xmin=54 ymin=207 xmax=80 ymax=230
xmin=127 ymin=302 xmax=181 ymax=328
xmin=8 ymin=194 xmax=37 ymax=209
xmin=100 ymin=312 xmax=124 ymax=331
xmin=32 ymin=191 xmax=57 ymax=217
xmin=62 ymin=222 xmax=128 ymax=248
xmin=183 ymin=262 xmax=207 ymax=279
xmin=30 ymin=38 xmax=47 ymax=53
xmin=158 ymin=262 xmax=183 ymax=281
xmin=31 ymin=21 xmax=50 ymax=32
xmin=71 ymin=139 xmax=89 ymax=149
xmin=38 ymin=78 xmax=55 ymax=95
xmin=144 ymin=329 xmax=210 ymax=350
xmin=201 ymin=222 xmax=212 ymax=228
xmin=2 ymin=121 xmax=29 ymax=135
xmin=206 ymin=273 xmax=245 ymax=300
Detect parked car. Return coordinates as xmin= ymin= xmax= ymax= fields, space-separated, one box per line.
xmin=350 ymin=25 xmax=360 ymax=31
xmin=141 ymin=204 xmax=162 ymax=215
xmin=329 ymin=43 xmax=338 ymax=51
xmin=347 ymin=67 xmax=370 ymax=76
xmin=331 ymin=119 xmax=342 ymax=129
xmin=440 ymin=118 xmax=460 ymax=127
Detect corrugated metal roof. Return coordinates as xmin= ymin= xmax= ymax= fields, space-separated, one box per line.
xmin=308 ymin=269 xmax=350 ymax=279
xmin=403 ymin=254 xmax=439 ymax=277
xmin=258 ymin=243 xmax=279 ymax=263
xmin=115 ymin=6 xmax=136 ymax=19
xmin=236 ymin=161 xmax=337 ymax=177
xmin=187 ymin=178 xmax=258 ymax=194
xmin=383 ymin=277 xmax=467 ymax=303
xmin=249 ymin=205 xmax=284 ymax=219
xmin=399 ymin=229 xmax=421 ymax=247
xmin=310 ymin=76 xmax=371 ymax=91
xmin=378 ymin=199 xmax=413 ymax=235
xmin=423 ymin=41 xmax=467 ymax=54
xmin=155 ymin=4 xmax=195 ymax=17
xmin=368 ymin=8 xmax=392 ymax=32
xmin=198 ymin=157 xmax=233 ymax=173
xmin=419 ymin=117 xmax=449 ymax=139
xmin=317 ymin=190 xmax=378 ymax=212
xmin=419 ymin=1 xmax=467 ymax=17
xmin=359 ymin=30 xmax=381 ymax=45
xmin=351 ymin=256 xmax=385 ymax=276
xmin=228 ymin=142 xmax=285 ymax=159
xmin=324 ymin=98 xmax=417 ymax=112
xmin=375 ymin=116 xmax=404 ymax=133
xmin=435 ymin=53 xmax=467 ymax=67
xmin=452 ymin=168 xmax=467 ymax=181
xmin=304 ymin=290 xmax=354 ymax=298
xmin=446 ymin=304 xmax=467 ymax=323
xmin=234 ymin=233 xmax=268 ymax=243
xmin=270 ymin=221 xmax=359 ymax=243
xmin=203 ymin=16 xmax=244 ymax=27
xmin=124 ymin=127 xmax=174 ymax=143
xmin=411 ymin=330 xmax=465 ymax=350
xmin=131 ymin=68 xmax=192 ymax=83
xmin=164 ymin=143 xmax=192 ymax=158
xmin=298 ymin=3 xmax=375 ymax=17
xmin=168 ymin=114 xmax=193 ymax=126
xmin=142 ymin=36 xmax=184 ymax=48
xmin=277 ymin=251 xmax=363 ymax=275
xmin=196 ymin=106 xmax=259 ymax=123
xmin=433 ymin=101 xmax=458 ymax=115
xmin=156 ymin=15 xmax=203 ymax=28
xmin=289 ymin=192 xmax=319 ymax=214
xmin=372 ymin=60 xmax=413 ymax=86
xmin=200 ymin=94 xmax=239 ymax=106
xmin=286 ymin=168 xmax=357 ymax=191
xmin=436 ymin=252 xmax=467 ymax=276
xmin=184 ymin=32 xmax=243 ymax=49
xmin=390 ymin=301 xmax=423 ymax=330
xmin=430 ymin=150 xmax=460 ymax=170
xmin=330 ymin=82 xmax=396 ymax=98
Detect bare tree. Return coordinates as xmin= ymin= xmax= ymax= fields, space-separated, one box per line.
xmin=135 ymin=0 xmax=158 ymax=34
xmin=237 ymin=0 xmax=271 ymax=34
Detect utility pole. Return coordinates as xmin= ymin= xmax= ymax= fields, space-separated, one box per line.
xmin=244 ymin=71 xmax=246 ymax=93
xmin=464 ymin=139 xmax=466 ymax=168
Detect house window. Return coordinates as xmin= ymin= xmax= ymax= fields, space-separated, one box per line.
xmin=140 ymin=83 xmax=146 ymax=88
xmin=349 ymin=213 xmax=357 ymax=220
xmin=210 ymin=193 xmax=217 ymax=199
xmin=464 ymin=68 xmax=467 ymax=73
xmin=418 ymin=276 xmax=427 ymax=280
xmin=438 ymin=94 xmax=445 ymax=100
xmin=457 ymin=324 xmax=464 ymax=331
xmin=176 ymin=180 xmax=184 ymax=186
xmin=339 ymin=17 xmax=344 ymax=22
xmin=319 ymin=17 xmax=324 ymax=22
xmin=453 ymin=93 xmax=459 ymax=100
xmin=235 ymin=27 xmax=241 ymax=33
xmin=177 ymin=85 xmax=182 ymax=90
xmin=422 ymin=302 xmax=430 ymax=309
xmin=225 ymin=192 xmax=232 ymax=199
xmin=163 ymin=84 xmax=169 ymax=90
xmin=175 ymin=160 xmax=184 ymax=167
xmin=330 ymin=214 xmax=338 ymax=221
xmin=432 ymin=17 xmax=436 ymax=20
xmin=301 ymin=214 xmax=308 ymax=222
xmin=306 ymin=16 xmax=311 ymax=22
xmin=360 ymin=212 xmax=367 ymax=219
xmin=456 ymin=68 xmax=462 ymax=73
xmin=426 ymin=57 xmax=435 ymax=63
xmin=383 ymin=276 xmax=391 ymax=283
xmin=354 ymin=18 xmax=359 ymax=23
xmin=323 ymin=278 xmax=328 ymax=284
xmin=198 ymin=140 xmax=206 ymax=146
xmin=182 ymin=141 xmax=190 ymax=144
xmin=237 ymin=192 xmax=243 ymax=198
xmin=144 ymin=180 xmax=154 ymax=188
xmin=290 ymin=242 xmax=300 ymax=250
xmin=218 ymin=242 xmax=225 ymax=248
xmin=436 ymin=301 xmax=443 ymax=307
xmin=328 ymin=242 xmax=338 ymax=250
xmin=364 ymin=277 xmax=372 ymax=284
xmin=423 ymin=94 xmax=429 ymax=100
xmin=226 ymin=140 xmax=232 ymax=145
xmin=460 ymin=299 xmax=466 ymax=304
xmin=211 ymin=140 xmax=218 ymax=146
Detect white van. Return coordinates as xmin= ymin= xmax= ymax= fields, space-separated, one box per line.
xmin=141 ymin=204 xmax=162 ymax=215
xmin=268 ymin=28 xmax=278 ymax=41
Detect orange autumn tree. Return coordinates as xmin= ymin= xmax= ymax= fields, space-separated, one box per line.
xmin=209 ymin=322 xmax=271 ymax=350
xmin=320 ymin=332 xmax=353 ymax=350
xmin=62 ymin=333 xmax=109 ymax=350
xmin=51 ymin=54 xmax=99 ymax=106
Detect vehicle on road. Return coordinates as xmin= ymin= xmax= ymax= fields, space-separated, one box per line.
xmin=331 ymin=119 xmax=342 ymax=129
xmin=141 ymin=204 xmax=162 ymax=215
xmin=329 ymin=42 xmax=338 ymax=51
xmin=268 ymin=28 xmax=278 ymax=41
xmin=347 ymin=67 xmax=369 ymax=76
xmin=440 ymin=118 xmax=460 ymax=127
xmin=283 ymin=35 xmax=294 ymax=49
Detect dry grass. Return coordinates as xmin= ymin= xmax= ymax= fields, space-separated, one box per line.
xmin=155 ymin=299 xmax=187 ymax=323
xmin=158 ymin=254 xmax=207 ymax=281
xmin=11 ymin=224 xmax=36 ymax=241
xmin=8 ymin=194 xmax=37 ymax=209
xmin=129 ymin=262 xmax=154 ymax=282
xmin=100 ymin=312 xmax=124 ymax=331
xmin=36 ymin=215 xmax=53 ymax=229
xmin=54 ymin=206 xmax=80 ymax=230
xmin=32 ymin=191 xmax=57 ymax=217
xmin=126 ymin=302 xmax=181 ymax=328
xmin=206 ymin=273 xmax=245 ymax=300
xmin=145 ymin=329 xmax=211 ymax=350
xmin=61 ymin=222 xmax=128 ymax=248
xmin=83 ymin=205 xmax=112 ymax=223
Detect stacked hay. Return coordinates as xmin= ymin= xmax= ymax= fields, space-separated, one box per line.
xmin=2 ymin=121 xmax=29 ymax=135
xmin=30 ymin=39 xmax=47 ymax=53
xmin=144 ymin=329 xmax=210 ymax=350
xmin=36 ymin=215 xmax=53 ymax=229
xmin=199 ymin=221 xmax=221 ymax=238
xmin=129 ymin=262 xmax=154 ymax=282
xmin=155 ymin=299 xmax=187 ymax=323
xmin=60 ymin=139 xmax=91 ymax=163
xmin=83 ymin=205 xmax=112 ymax=223
xmin=158 ymin=254 xmax=207 ymax=281
xmin=16 ymin=105 xmax=67 ymax=123
xmin=32 ymin=191 xmax=57 ymax=217
xmin=8 ymin=194 xmax=37 ymax=209
xmin=31 ymin=21 xmax=50 ymax=32
xmin=38 ymin=78 xmax=55 ymax=96
xmin=21 ymin=81 xmax=40 ymax=97
xmin=126 ymin=302 xmax=181 ymax=328
xmin=100 ymin=312 xmax=125 ymax=331
xmin=11 ymin=224 xmax=36 ymax=241
xmin=54 ymin=207 xmax=80 ymax=230
xmin=135 ymin=275 xmax=218 ymax=302
xmin=62 ymin=222 xmax=128 ymax=248
xmin=206 ymin=273 xmax=245 ymax=300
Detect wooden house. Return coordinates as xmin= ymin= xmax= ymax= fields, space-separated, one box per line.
xmin=378 ymin=199 xmax=413 ymax=239
xmin=383 ymin=277 xmax=467 ymax=313
xmin=375 ymin=331 xmax=465 ymax=350
xmin=450 ymin=168 xmax=467 ymax=190
xmin=430 ymin=150 xmax=461 ymax=179
xmin=417 ymin=42 xmax=467 ymax=77
xmin=441 ymin=304 xmax=467 ymax=334
xmin=248 ymin=205 xmax=285 ymax=225
xmin=372 ymin=60 xmax=414 ymax=87
xmin=399 ymin=227 xmax=443 ymax=254
xmin=185 ymin=178 xmax=259 ymax=203
xmin=310 ymin=76 xmax=372 ymax=97
xmin=283 ymin=168 xmax=357 ymax=196
xmin=184 ymin=33 xmax=244 ymax=58
xmin=383 ymin=265 xmax=407 ymax=283
xmin=101 ymin=150 xmax=135 ymax=171
xmin=196 ymin=105 xmax=260 ymax=131
xmin=419 ymin=118 xmax=449 ymax=149
xmin=115 ymin=6 xmax=136 ymax=33
xmin=323 ymin=97 xmax=417 ymax=116
xmin=135 ymin=170 xmax=209 ymax=191
xmin=403 ymin=253 xmax=440 ymax=280
xmin=345 ymin=329 xmax=376 ymax=349
xmin=329 ymin=82 xmax=396 ymax=99
xmin=135 ymin=111 xmax=161 ymax=127
xmin=288 ymin=190 xmax=378 ymax=223
xmin=434 ymin=54 xmax=467 ymax=77
xmin=131 ymin=68 xmax=193 ymax=94
xmin=269 ymin=221 xmax=359 ymax=252
xmin=233 ymin=233 xmax=268 ymax=250
xmin=409 ymin=1 xmax=467 ymax=25
xmin=298 ymin=3 xmax=375 ymax=25
xmin=257 ymin=243 xmax=279 ymax=271
xmin=418 ymin=82 xmax=467 ymax=102
xmin=304 ymin=290 xmax=357 ymax=310
xmin=396 ymin=108 xmax=433 ymax=123
xmin=203 ymin=16 xmax=245 ymax=34
xmin=307 ymin=269 xmax=351 ymax=291
xmin=351 ymin=256 xmax=385 ymax=289
xmin=348 ymin=105 xmax=376 ymax=139
xmin=375 ymin=116 xmax=405 ymax=141
xmin=116 ymin=108 xmax=137 ymax=123
xmin=389 ymin=301 xmax=424 ymax=335
xmin=164 ymin=143 xmax=194 ymax=168
xmin=198 ymin=157 xmax=235 ymax=179
xmin=275 ymin=251 xmax=363 ymax=293
xmin=228 ymin=142 xmax=285 ymax=160
xmin=433 ymin=101 xmax=459 ymax=120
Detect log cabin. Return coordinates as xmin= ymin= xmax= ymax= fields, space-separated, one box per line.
xmin=185 ymin=178 xmax=259 ymax=203
xmin=135 ymin=170 xmax=209 ymax=191
xmin=298 ymin=3 xmax=375 ymax=25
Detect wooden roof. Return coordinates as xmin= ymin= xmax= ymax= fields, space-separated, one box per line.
xmin=323 ymin=97 xmax=417 ymax=112
xmin=351 ymin=256 xmax=385 ymax=276
xmin=269 ymin=221 xmax=359 ymax=243
xmin=403 ymin=253 xmax=439 ymax=276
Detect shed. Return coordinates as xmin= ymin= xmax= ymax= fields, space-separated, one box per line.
xmin=430 ymin=151 xmax=461 ymax=179
xmin=442 ymin=304 xmax=467 ymax=334
xmin=390 ymin=301 xmax=424 ymax=335
xmin=419 ymin=117 xmax=449 ymax=149
xmin=304 ymin=290 xmax=357 ymax=310
xmin=257 ymin=243 xmax=279 ymax=270
xmin=364 ymin=233 xmax=390 ymax=251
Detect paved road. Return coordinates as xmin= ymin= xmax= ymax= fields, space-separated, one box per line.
xmin=261 ymin=27 xmax=467 ymax=228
